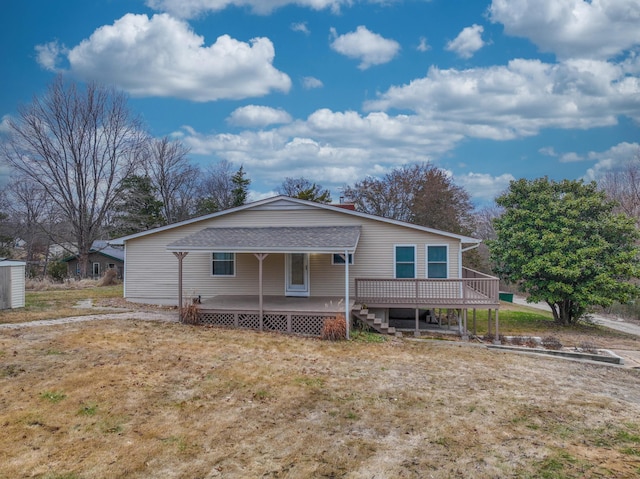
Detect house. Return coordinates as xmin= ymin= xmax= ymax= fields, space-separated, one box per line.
xmin=0 ymin=259 xmax=26 ymax=310
xmin=111 ymin=196 xmax=500 ymax=338
xmin=62 ymin=240 xmax=125 ymax=279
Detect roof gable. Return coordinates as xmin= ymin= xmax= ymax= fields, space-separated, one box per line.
xmin=110 ymin=196 xmax=480 ymax=245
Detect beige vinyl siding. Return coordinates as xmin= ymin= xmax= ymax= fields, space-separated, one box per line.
xmin=124 ymin=204 xmax=462 ymax=304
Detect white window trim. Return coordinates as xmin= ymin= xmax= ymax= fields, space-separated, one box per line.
xmin=394 ymin=244 xmax=417 ymax=279
xmin=426 ymin=244 xmax=449 ymax=279
xmin=331 ymin=253 xmax=354 ymax=265
xmin=93 ymin=262 xmax=100 ymax=277
xmin=211 ymin=252 xmax=236 ymax=277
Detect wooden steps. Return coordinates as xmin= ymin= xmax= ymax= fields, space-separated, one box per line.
xmin=352 ymin=306 xmax=397 ymax=336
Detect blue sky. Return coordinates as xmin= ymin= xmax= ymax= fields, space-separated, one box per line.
xmin=1 ymin=0 xmax=639 ymax=207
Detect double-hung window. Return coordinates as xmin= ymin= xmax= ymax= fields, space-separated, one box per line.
xmin=427 ymin=245 xmax=448 ymax=278
xmin=212 ymin=252 xmax=235 ymax=276
xmin=394 ymin=245 xmax=416 ymax=278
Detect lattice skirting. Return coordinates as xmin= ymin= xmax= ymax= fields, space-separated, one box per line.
xmin=197 ymin=311 xmax=335 ymax=337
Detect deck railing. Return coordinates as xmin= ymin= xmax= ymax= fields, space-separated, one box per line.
xmin=355 ymin=268 xmax=499 ymax=307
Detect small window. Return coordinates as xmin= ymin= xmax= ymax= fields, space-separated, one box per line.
xmin=93 ymin=262 xmax=101 ymax=277
xmin=332 ymin=253 xmax=354 ymax=265
xmin=427 ymin=245 xmax=448 ymax=278
xmin=108 ymin=263 xmax=115 ymax=269
xmin=395 ymin=245 xmax=416 ymax=278
xmin=212 ymin=252 xmax=235 ymax=276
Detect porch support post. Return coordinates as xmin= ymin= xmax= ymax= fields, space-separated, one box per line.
xmin=344 ymin=249 xmax=350 ymax=340
xmin=494 ymin=309 xmax=500 ymax=345
xmin=414 ymin=308 xmax=419 ymax=337
xmin=173 ymin=252 xmax=188 ymax=321
xmin=254 ymin=253 xmax=268 ymax=331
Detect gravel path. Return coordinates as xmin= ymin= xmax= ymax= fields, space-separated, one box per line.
xmin=0 ymin=310 xmax=179 ymax=330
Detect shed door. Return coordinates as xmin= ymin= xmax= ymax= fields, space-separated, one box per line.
xmin=285 ymin=253 xmax=309 ymax=297
xmin=0 ymin=267 xmax=10 ymax=310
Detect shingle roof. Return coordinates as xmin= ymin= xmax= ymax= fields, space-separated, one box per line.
xmin=167 ymin=226 xmax=361 ymax=253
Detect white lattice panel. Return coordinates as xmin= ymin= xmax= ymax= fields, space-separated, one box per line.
xmin=263 ymin=314 xmax=288 ymax=332
xmin=291 ymin=314 xmax=326 ymax=336
xmin=238 ymin=313 xmax=260 ymax=330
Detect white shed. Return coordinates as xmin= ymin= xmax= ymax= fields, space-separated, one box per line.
xmin=0 ymin=260 xmax=26 ymax=309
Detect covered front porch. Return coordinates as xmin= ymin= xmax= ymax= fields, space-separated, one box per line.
xmin=168 ymin=225 xmax=361 ymax=338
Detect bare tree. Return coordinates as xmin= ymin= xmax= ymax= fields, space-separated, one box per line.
xmin=471 ymin=204 xmax=503 ymax=274
xmin=343 ymin=170 xmax=414 ymax=221
xmin=196 ymin=160 xmax=236 ymax=214
xmin=599 ymin=151 xmax=640 ymax=227
xmin=144 ymin=136 xmax=198 ymax=224
xmin=0 ymin=189 xmax=14 ymax=258
xmin=277 ymin=177 xmax=332 ymax=203
xmin=1 ymin=77 xmax=147 ymax=277
xmin=4 ymin=176 xmax=54 ymax=276
xmin=344 ymin=163 xmax=474 ymax=235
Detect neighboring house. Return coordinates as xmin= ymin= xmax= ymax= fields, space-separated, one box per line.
xmin=0 ymin=259 xmax=26 ymax=310
xmin=111 ymin=196 xmax=500 ymax=338
xmin=62 ymin=240 xmax=125 ymax=279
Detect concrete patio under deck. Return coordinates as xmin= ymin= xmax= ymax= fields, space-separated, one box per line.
xmin=199 ymin=295 xmax=355 ymax=314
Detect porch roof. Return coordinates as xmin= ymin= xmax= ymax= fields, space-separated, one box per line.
xmin=166 ymin=225 xmax=361 ymax=253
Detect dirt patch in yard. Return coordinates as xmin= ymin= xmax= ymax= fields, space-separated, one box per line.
xmin=1 ymin=320 xmax=640 ymax=478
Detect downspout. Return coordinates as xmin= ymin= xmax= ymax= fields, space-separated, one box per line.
xmin=344 ymin=249 xmax=350 ymax=340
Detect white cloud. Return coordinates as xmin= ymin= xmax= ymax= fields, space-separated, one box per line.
xmin=146 ymin=0 xmax=392 ymax=18
xmin=456 ymin=172 xmax=515 ymax=204
xmin=559 ymin=152 xmax=584 ymax=163
xmin=538 ymin=146 xmax=557 ymax=157
xmin=42 ymin=13 xmax=291 ymax=102
xmin=291 ymin=22 xmax=310 ymax=35
xmin=330 ymin=26 xmax=400 ymax=70
xmin=365 ymin=58 xmax=640 ymax=139
xmin=35 ymin=41 xmax=67 ymax=71
xmin=582 ymin=142 xmax=640 ymax=180
xmin=417 ymin=36 xmax=430 ymax=52
xmin=227 ymin=105 xmax=292 ymax=127
xmin=0 ymin=114 xmax=12 ymax=135
xmin=489 ymin=0 xmax=640 ymax=60
xmin=302 ymin=76 xmax=324 ymax=89
xmin=174 ymin=106 xmax=465 ymax=195
xmin=445 ymin=24 xmax=486 ymax=59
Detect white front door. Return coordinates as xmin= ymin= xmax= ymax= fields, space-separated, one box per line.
xmin=285 ymin=253 xmax=309 ymax=296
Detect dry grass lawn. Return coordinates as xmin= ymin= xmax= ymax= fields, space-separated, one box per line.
xmin=1 ymin=320 xmax=640 ymax=478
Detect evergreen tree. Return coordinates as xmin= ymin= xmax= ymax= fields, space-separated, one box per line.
xmin=489 ymin=177 xmax=640 ymax=325
xmin=231 ymin=166 xmax=251 ymax=207
xmin=111 ymin=175 xmax=164 ymax=237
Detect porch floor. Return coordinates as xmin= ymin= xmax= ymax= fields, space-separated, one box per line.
xmin=199 ymin=295 xmax=355 ymax=313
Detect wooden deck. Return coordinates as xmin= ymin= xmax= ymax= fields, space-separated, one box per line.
xmin=355 ymin=268 xmax=500 ymax=309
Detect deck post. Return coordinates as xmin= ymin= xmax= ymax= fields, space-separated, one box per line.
xmin=172 ymin=252 xmax=188 ymax=321
xmin=494 ymin=309 xmax=500 ymax=344
xmin=472 ymin=309 xmax=477 ymax=336
xmin=462 ymin=309 xmax=469 ymax=341
xmin=414 ymin=308 xmax=419 ymax=337
xmin=254 ymin=253 xmax=268 ymax=331
xmin=344 ymin=249 xmax=350 ymax=340
xmin=488 ymin=309 xmax=493 ymax=336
